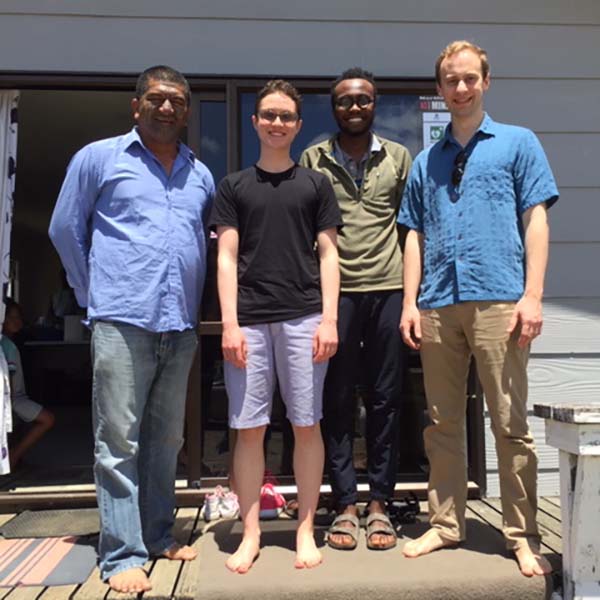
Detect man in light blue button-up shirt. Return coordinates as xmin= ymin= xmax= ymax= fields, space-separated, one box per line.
xmin=49 ymin=65 xmax=214 ymax=593
xmin=398 ymin=42 xmax=558 ymax=576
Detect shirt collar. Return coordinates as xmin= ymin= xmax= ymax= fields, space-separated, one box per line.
xmin=126 ymin=127 xmax=196 ymax=166
xmin=255 ymin=163 xmax=297 ymax=182
xmin=332 ymin=132 xmax=381 ymax=160
xmin=442 ymin=112 xmax=497 ymax=148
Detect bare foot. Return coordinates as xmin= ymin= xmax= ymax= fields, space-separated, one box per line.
xmin=295 ymin=529 xmax=322 ymax=569
xmin=226 ymin=535 xmax=260 ymax=574
xmin=108 ymin=567 xmax=152 ymax=593
xmin=514 ymin=545 xmax=552 ymax=577
xmin=328 ymin=505 xmax=359 ymax=549
xmin=402 ymin=528 xmax=458 ymax=558
xmin=162 ymin=543 xmax=197 ymax=561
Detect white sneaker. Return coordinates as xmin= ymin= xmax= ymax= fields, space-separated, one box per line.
xmin=200 ymin=486 xmax=223 ymax=522
xmin=219 ymin=490 xmax=240 ymax=520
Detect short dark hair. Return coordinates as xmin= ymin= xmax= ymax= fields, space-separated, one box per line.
xmin=135 ymin=65 xmax=191 ymax=104
xmin=255 ymin=79 xmax=302 ymax=118
xmin=331 ymin=67 xmax=378 ymax=102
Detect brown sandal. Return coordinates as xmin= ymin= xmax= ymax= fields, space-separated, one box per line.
xmin=325 ymin=513 xmax=360 ymax=550
xmin=365 ymin=512 xmax=397 ymax=550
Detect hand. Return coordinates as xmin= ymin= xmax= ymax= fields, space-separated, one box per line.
xmin=400 ymin=304 xmax=422 ymax=350
xmin=222 ymin=324 xmax=248 ymax=368
xmin=507 ymin=294 xmax=543 ymax=348
xmin=313 ymin=318 xmax=338 ymax=363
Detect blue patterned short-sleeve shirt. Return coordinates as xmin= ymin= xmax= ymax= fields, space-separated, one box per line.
xmin=398 ymin=113 xmax=559 ymax=310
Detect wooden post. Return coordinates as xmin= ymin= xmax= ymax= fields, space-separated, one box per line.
xmin=534 ymin=403 xmax=600 ymax=600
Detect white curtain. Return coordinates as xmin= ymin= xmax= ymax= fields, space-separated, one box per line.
xmin=0 ymin=90 xmax=18 ymax=475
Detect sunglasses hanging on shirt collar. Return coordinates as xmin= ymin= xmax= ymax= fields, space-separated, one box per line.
xmin=452 ymin=150 xmax=468 ymax=187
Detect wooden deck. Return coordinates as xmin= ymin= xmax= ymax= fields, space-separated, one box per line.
xmin=0 ymin=498 xmax=563 ymax=600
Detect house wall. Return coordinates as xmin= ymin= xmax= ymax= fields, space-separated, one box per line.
xmin=1 ymin=0 xmax=599 ymax=496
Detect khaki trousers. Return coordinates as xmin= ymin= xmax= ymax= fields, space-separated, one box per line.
xmin=420 ymin=301 xmax=540 ymax=550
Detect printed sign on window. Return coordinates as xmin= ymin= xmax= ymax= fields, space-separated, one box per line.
xmin=422 ymin=112 xmax=451 ymax=149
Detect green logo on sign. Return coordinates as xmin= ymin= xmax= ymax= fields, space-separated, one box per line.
xmin=430 ymin=126 xmax=444 ymax=141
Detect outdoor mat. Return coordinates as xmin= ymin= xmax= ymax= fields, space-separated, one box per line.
xmin=0 ymin=536 xmax=97 ymax=587
xmin=0 ymin=509 xmax=99 ymax=538
xmin=185 ymin=517 xmax=552 ymax=600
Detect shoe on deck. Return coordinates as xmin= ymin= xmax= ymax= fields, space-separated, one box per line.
xmin=259 ymin=483 xmax=285 ymax=520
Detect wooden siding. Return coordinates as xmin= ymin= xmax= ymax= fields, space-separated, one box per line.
xmin=1 ymin=0 xmax=600 ymax=25
xmin=0 ymin=12 xmax=598 ymax=76
xmin=545 ymin=244 xmax=600 ymax=298
xmin=484 ymin=357 xmax=600 ymax=496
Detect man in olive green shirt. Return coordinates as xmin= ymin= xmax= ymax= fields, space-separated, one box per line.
xmin=300 ymin=67 xmax=411 ymax=551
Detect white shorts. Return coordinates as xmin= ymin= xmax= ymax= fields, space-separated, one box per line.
xmin=225 ymin=313 xmax=327 ymax=429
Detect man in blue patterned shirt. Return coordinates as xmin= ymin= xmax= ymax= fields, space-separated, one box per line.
xmin=398 ymin=41 xmax=558 ymax=576
xmin=49 ymin=65 xmax=214 ymax=593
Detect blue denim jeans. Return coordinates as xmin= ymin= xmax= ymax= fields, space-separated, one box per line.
xmin=91 ymin=320 xmax=197 ymax=580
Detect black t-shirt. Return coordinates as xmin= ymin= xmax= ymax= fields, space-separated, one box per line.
xmin=210 ymin=164 xmax=343 ymax=326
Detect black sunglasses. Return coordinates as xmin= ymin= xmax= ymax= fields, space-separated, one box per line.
xmin=452 ymin=150 xmax=468 ymax=187
xmin=334 ymin=93 xmax=374 ymax=110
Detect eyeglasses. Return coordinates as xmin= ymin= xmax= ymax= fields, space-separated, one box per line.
xmin=257 ymin=109 xmax=299 ymax=124
xmin=334 ymin=94 xmax=374 ymax=110
xmin=452 ymin=150 xmax=467 ymax=187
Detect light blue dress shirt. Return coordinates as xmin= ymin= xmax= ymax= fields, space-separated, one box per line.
xmin=398 ymin=114 xmax=559 ymax=310
xmin=49 ymin=128 xmax=215 ymax=332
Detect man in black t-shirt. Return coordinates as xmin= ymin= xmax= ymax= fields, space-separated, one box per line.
xmin=210 ymin=80 xmax=342 ymax=573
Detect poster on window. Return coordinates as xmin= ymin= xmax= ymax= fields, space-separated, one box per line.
xmin=422 ymin=114 xmax=451 ymax=149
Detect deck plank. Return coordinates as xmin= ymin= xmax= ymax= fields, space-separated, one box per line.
xmin=464 ymin=501 xmax=506 ymax=543
xmin=543 ymin=497 xmax=561 ymax=508
xmin=144 ymin=508 xmax=199 ymax=600
xmin=3 ymin=587 xmax=45 ymax=599
xmin=538 ymin=498 xmax=562 ymax=521
xmin=37 ymin=585 xmax=78 ymax=599
xmin=533 ymin=511 xmax=563 ymax=541
xmin=469 ymin=498 xmax=562 ymax=555
xmin=71 ymin=566 xmax=107 ymax=600
xmin=484 ymin=498 xmax=562 ymax=552
xmin=172 ymin=508 xmax=206 ymax=600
